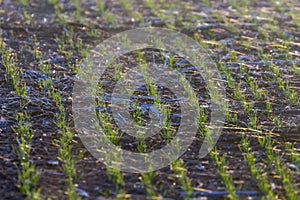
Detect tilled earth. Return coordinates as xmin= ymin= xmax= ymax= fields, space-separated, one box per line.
xmin=0 ymin=0 xmax=300 ymax=199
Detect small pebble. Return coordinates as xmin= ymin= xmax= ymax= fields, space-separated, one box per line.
xmin=288 ymin=164 xmax=297 ymax=171
xmin=271 ymin=182 xmax=276 ymax=190
xmin=47 ymin=160 xmax=59 ymax=166
xmin=76 ymin=188 xmax=89 ymax=198
xmin=26 ymin=86 xmax=32 ymax=91
xmin=196 ymin=165 xmax=205 ymax=171
xmin=43 ymin=120 xmax=50 ymax=125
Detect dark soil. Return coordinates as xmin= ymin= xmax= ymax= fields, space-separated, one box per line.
xmin=0 ymin=0 xmax=299 ymax=199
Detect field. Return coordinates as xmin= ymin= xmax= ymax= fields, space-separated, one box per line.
xmin=0 ymin=0 xmax=299 ymax=199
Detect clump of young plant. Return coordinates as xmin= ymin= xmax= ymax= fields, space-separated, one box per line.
xmin=262 ymin=134 xmax=299 ymax=200
xmin=285 ymin=143 xmax=300 ymax=169
xmin=48 ymin=0 xmax=67 ymax=23
xmin=96 ymin=91 xmax=123 ymax=145
xmin=239 ymin=135 xmax=277 ymax=199
xmin=139 ymin=164 xmax=160 ymax=198
xmin=95 ymin=0 xmax=117 ymax=25
xmin=38 ymin=30 xmax=91 ymax=199
xmin=17 ymin=0 xmax=32 ymax=25
xmin=142 ymin=0 xmax=176 ymax=29
xmin=2 ymin=49 xmax=27 ymax=97
xmin=210 ymin=149 xmax=238 ymax=200
xmin=118 ymin=0 xmax=143 ymax=23
xmin=171 ymin=159 xmax=193 ymax=199
xmin=161 ymin=107 xmax=176 ymax=142
xmin=13 ymin=111 xmax=41 ymax=200
xmin=70 ymin=0 xmax=88 ymax=24
xmin=32 ymin=35 xmax=43 ymax=60
xmin=43 ymin=77 xmax=83 ymax=199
